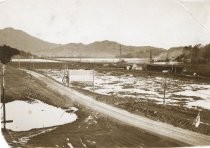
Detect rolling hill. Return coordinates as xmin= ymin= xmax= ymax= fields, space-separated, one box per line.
xmin=0 ymin=28 xmax=59 ymax=53
xmin=36 ymin=40 xmax=165 ymax=58
xmin=0 ymin=28 xmax=165 ymax=58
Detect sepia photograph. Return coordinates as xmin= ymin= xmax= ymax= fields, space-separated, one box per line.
xmin=0 ymin=0 xmax=210 ymax=147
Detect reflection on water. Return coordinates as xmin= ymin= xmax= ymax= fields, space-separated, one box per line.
xmin=1 ymin=99 xmax=78 ymax=131
xmin=54 ymin=58 xmax=149 ymax=64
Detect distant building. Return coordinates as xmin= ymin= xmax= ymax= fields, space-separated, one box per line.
xmin=132 ymin=64 xmax=143 ymax=70
xmin=146 ymin=63 xmax=184 ymax=74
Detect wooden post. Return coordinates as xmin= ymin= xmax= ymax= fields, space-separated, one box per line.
xmin=32 ymin=56 xmax=35 ymax=69
xmin=149 ymin=49 xmax=152 ymax=64
xmin=163 ymin=74 xmax=167 ymax=105
xmin=69 ymin=70 xmax=71 ymax=86
xmin=18 ymin=58 xmax=21 ymax=69
xmin=163 ymin=82 xmax=166 ymax=105
xmin=45 ymin=60 xmax=47 ymax=69
xmin=29 ymin=57 xmax=31 ymax=69
xmin=67 ymin=64 xmax=69 ymax=87
xmin=1 ymin=65 xmax=6 ymax=129
xmin=93 ymin=70 xmax=95 ymax=92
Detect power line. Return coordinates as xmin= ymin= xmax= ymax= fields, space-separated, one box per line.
xmin=174 ymin=0 xmax=210 ymax=36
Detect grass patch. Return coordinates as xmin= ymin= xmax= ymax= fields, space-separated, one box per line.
xmin=1 ymin=65 xmax=73 ymax=108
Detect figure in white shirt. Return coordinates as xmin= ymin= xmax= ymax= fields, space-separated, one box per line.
xmin=193 ymin=111 xmax=200 ymax=128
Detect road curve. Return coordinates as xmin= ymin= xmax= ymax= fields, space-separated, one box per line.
xmin=24 ymin=69 xmax=210 ymax=146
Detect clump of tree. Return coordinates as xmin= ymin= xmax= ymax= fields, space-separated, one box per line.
xmin=19 ymin=50 xmax=33 ymax=58
xmin=157 ymin=43 xmax=210 ymax=64
xmin=190 ymin=44 xmax=201 ymax=64
xmin=0 ymin=45 xmax=20 ymax=64
xmin=182 ymin=44 xmax=210 ymax=64
xmin=202 ymin=44 xmax=210 ymax=63
xmin=182 ymin=44 xmax=208 ymax=64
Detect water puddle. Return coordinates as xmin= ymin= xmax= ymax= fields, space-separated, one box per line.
xmin=1 ymin=99 xmax=78 ymax=131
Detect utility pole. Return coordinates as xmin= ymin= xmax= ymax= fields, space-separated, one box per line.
xmin=1 ymin=65 xmax=6 ymax=129
xmin=93 ymin=70 xmax=95 ymax=92
xmin=162 ymin=71 xmax=168 ymax=105
xmin=18 ymin=57 xmax=21 ymax=69
xmin=67 ymin=64 xmax=69 ymax=87
xmin=0 ymin=45 xmax=18 ymax=129
xmin=119 ymin=44 xmax=122 ymax=62
xmin=32 ymin=56 xmax=35 ymax=69
xmin=45 ymin=57 xmax=48 ymax=69
xmin=29 ymin=53 xmax=31 ymax=70
xmin=1 ymin=65 xmax=13 ymax=130
xmin=150 ymin=49 xmax=153 ymax=64
xmin=163 ymin=76 xmax=166 ymax=105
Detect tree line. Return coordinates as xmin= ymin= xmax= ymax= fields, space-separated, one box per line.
xmin=0 ymin=45 xmax=35 ymax=64
xmin=0 ymin=45 xmax=20 ymax=64
xmin=179 ymin=43 xmax=210 ymax=64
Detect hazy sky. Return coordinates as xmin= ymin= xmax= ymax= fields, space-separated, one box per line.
xmin=0 ymin=0 xmax=210 ymax=49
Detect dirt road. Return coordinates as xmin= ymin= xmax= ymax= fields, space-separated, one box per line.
xmin=24 ymin=69 xmax=210 ymax=146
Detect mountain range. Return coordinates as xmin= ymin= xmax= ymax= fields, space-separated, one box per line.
xmin=0 ymin=28 xmax=59 ymax=53
xmin=0 ymin=28 xmax=165 ymax=58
